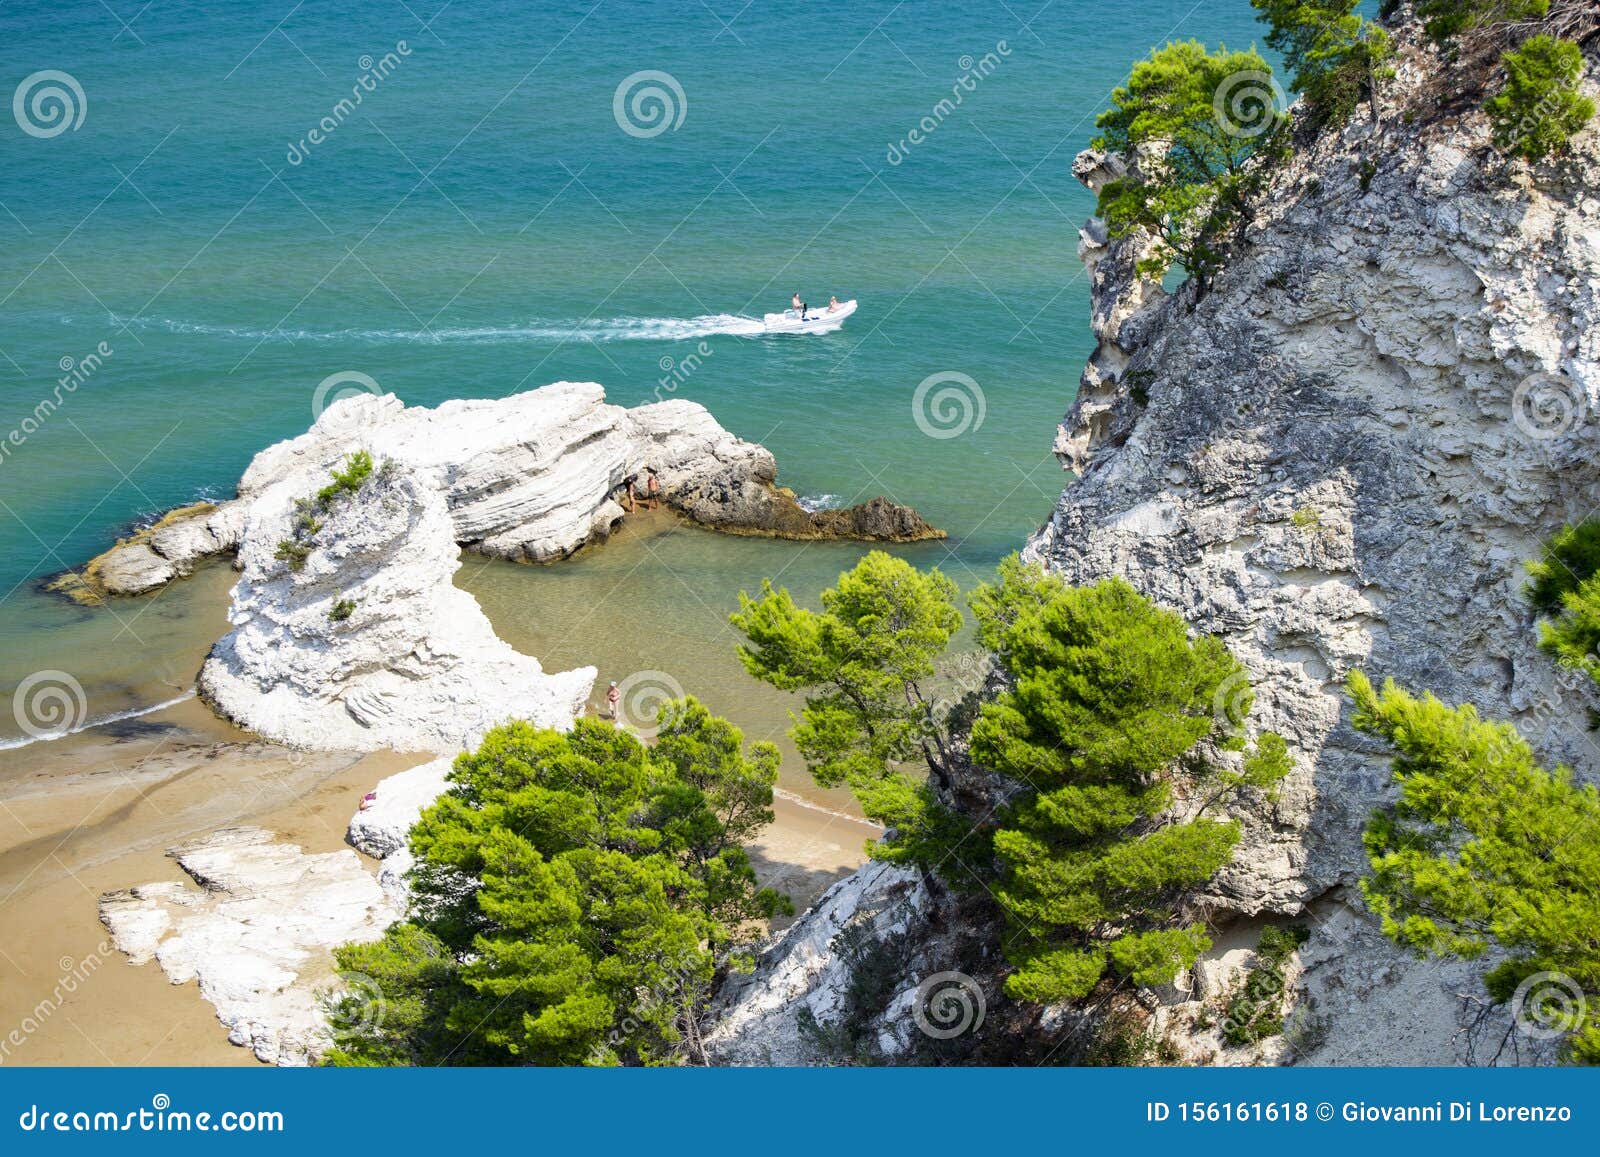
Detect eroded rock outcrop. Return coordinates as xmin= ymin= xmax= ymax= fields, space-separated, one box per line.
xmin=98 ymin=757 xmax=456 ymax=1066
xmin=346 ymin=757 xmax=453 ymax=904
xmin=55 ymin=383 xmax=940 ymax=599
xmin=99 ymin=826 xmax=398 ymax=1066
xmin=198 ymin=459 xmax=594 ymax=754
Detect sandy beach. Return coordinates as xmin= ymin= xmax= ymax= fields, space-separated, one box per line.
xmin=0 ymin=677 xmax=874 ymax=1066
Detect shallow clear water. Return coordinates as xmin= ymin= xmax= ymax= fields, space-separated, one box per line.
xmin=0 ymin=0 xmax=1272 ymax=749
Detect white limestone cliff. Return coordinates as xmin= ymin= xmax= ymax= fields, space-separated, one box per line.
xmin=197 ymin=460 xmax=594 ymax=754
xmin=705 ymin=25 xmax=1600 ymax=1067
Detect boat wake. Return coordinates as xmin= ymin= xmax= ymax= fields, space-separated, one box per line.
xmin=112 ymin=313 xmax=769 ymax=345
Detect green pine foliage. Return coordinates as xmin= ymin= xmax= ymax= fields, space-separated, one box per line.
xmin=1351 ymin=672 xmax=1600 ymax=1063
xmin=1526 ymin=520 xmax=1600 ymax=683
xmin=324 ymin=699 xmax=790 ymax=1066
xmin=1251 ymin=0 xmax=1392 ymax=127
xmin=729 ymin=550 xmax=968 ymax=866
xmin=1415 ymin=0 xmax=1550 ymax=45
xmin=1526 ymin=520 xmax=1600 ymax=613
xmin=1221 ymin=924 xmax=1310 ymax=1045
xmin=1093 ymin=41 xmax=1287 ymax=286
xmin=1486 ymin=35 xmax=1596 ymax=161
xmin=316 ymin=449 xmax=375 ymax=508
xmin=969 ymin=563 xmax=1290 ymax=1003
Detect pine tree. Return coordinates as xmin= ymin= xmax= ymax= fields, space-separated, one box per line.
xmin=1093 ymin=41 xmax=1286 ymax=286
xmin=325 ymin=702 xmax=788 ymax=1066
xmin=1351 ymin=672 xmax=1600 ymax=1063
xmin=729 ymin=550 xmax=968 ymax=866
xmin=970 ymin=564 xmax=1288 ymax=1002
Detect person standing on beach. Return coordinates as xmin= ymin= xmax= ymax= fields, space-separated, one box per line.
xmin=646 ymin=470 xmax=661 ymax=510
xmin=605 ymin=680 xmax=621 ymax=726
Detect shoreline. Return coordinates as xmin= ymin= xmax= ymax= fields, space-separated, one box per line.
xmin=0 ymin=654 xmax=876 ymax=1066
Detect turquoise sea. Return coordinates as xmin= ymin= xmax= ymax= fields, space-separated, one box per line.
xmin=0 ymin=0 xmax=1271 ymax=750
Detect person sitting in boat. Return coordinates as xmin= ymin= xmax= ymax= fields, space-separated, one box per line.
xmin=791 ymin=292 xmax=809 ymax=320
xmin=828 ymin=295 xmax=840 ymax=312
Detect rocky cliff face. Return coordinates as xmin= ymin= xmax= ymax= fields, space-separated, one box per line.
xmin=707 ymin=29 xmax=1600 ymax=1066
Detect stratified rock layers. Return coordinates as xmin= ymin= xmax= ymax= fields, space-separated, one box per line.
xmin=197 ymin=461 xmax=594 ymax=755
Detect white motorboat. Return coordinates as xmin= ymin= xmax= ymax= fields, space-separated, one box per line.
xmin=761 ymin=298 xmax=857 ymax=334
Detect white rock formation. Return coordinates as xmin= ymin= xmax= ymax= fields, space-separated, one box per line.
xmin=73 ymin=383 xmax=780 ymax=600
xmin=1019 ymin=37 xmax=1600 ymax=1063
xmin=346 ymin=757 xmax=454 ymax=904
xmin=198 ymin=461 xmax=594 ymax=754
xmin=237 ymin=383 xmax=777 ymax=563
xmin=704 ymin=860 xmax=930 ymax=1066
xmin=63 ymin=381 xmax=938 ymax=599
xmin=99 ymin=827 xmax=399 ymax=1066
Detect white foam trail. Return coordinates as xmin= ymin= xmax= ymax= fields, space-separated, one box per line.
xmin=0 ymin=692 xmax=195 ymax=751
xmin=796 ymin=493 xmax=843 ymax=513
xmin=115 ymin=313 xmax=768 ymax=344
xmin=774 ymin=787 xmax=884 ymax=829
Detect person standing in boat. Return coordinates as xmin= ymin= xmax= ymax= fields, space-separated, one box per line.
xmin=791 ymin=291 xmax=809 ymax=320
